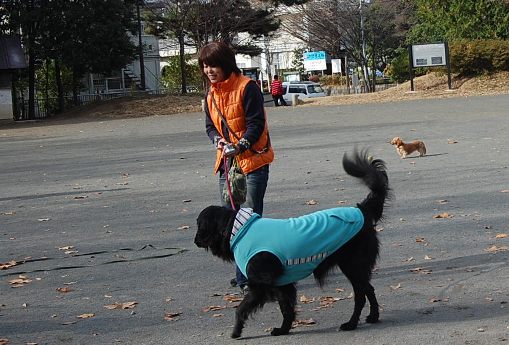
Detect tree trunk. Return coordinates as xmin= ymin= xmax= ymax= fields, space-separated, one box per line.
xmin=178 ymin=32 xmax=187 ymax=94
xmin=72 ymin=67 xmax=79 ymax=106
xmin=28 ymin=0 xmax=36 ymax=120
xmin=371 ymin=42 xmax=376 ymax=92
xmin=55 ymin=59 xmax=65 ymax=113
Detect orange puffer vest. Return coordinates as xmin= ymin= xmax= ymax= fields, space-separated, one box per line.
xmin=207 ymin=73 xmax=274 ymax=174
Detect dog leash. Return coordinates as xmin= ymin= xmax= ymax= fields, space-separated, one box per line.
xmin=223 ymin=155 xmax=236 ymax=210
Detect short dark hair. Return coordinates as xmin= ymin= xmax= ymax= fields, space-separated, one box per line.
xmin=273 ymin=75 xmax=279 ymax=79
xmin=198 ymin=41 xmax=241 ymax=83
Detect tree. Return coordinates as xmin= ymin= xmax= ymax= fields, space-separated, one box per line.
xmin=146 ymin=0 xmax=283 ymax=94
xmin=186 ymin=0 xmax=281 ymax=55
xmin=408 ymin=0 xmax=509 ymax=43
xmin=1 ymin=0 xmax=139 ymax=115
xmin=281 ymin=0 xmax=412 ymax=91
xmin=58 ymin=0 xmax=138 ymax=103
xmin=145 ymin=0 xmax=199 ymax=94
xmin=281 ymin=1 xmax=372 ymax=88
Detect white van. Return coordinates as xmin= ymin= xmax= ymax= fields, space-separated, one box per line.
xmin=282 ymin=81 xmax=327 ymax=104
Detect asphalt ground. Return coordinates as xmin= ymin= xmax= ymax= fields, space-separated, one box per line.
xmin=0 ymin=95 xmax=508 ymax=345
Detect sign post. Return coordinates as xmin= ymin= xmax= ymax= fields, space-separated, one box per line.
xmin=303 ymin=51 xmax=328 ymax=73
xmin=408 ymin=42 xmax=452 ymax=91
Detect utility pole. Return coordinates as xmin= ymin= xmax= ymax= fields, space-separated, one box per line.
xmin=137 ymin=0 xmax=146 ymax=91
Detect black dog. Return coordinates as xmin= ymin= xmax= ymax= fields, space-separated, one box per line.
xmin=195 ymin=149 xmax=391 ymax=338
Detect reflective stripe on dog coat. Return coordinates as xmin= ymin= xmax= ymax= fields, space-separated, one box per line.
xmin=230 ymin=207 xmax=364 ymax=286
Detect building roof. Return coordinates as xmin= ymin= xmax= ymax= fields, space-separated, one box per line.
xmin=0 ymin=35 xmax=27 ymax=70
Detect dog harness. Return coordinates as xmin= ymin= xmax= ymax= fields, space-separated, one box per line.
xmin=230 ymin=207 xmax=365 ymax=286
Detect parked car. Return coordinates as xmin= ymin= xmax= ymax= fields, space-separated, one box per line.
xmin=282 ymin=81 xmax=327 ymax=104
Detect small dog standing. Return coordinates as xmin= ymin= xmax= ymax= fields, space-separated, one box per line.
xmin=390 ymin=137 xmax=427 ymax=158
xmin=195 ymin=149 xmax=391 ymax=338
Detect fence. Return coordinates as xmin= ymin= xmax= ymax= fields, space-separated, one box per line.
xmin=14 ymin=88 xmax=201 ymax=121
xmin=326 ymin=82 xmax=396 ymax=96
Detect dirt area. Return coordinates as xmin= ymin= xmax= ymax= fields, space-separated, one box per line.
xmin=2 ymin=72 xmax=509 ymax=127
xmin=306 ymin=71 xmax=509 ymax=106
xmin=77 ymin=71 xmax=509 ymax=115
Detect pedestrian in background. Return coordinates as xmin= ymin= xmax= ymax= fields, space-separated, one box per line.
xmin=198 ymin=41 xmax=274 ymax=293
xmin=270 ymin=75 xmax=287 ymax=106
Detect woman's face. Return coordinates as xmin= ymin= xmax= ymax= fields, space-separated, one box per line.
xmin=203 ymin=63 xmax=225 ymax=84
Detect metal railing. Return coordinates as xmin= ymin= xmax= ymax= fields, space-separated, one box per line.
xmin=14 ymin=88 xmax=203 ymax=121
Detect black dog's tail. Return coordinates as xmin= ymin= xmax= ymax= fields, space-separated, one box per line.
xmin=342 ymin=149 xmax=391 ymax=225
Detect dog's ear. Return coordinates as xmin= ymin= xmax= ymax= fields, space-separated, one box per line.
xmin=195 ymin=206 xmax=219 ymax=248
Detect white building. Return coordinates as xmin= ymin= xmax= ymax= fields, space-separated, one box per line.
xmin=84 ymin=32 xmax=161 ymax=95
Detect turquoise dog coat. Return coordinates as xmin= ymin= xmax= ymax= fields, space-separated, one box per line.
xmin=230 ymin=207 xmax=365 ymax=286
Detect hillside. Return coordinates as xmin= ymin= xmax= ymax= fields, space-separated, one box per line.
xmin=307 ymin=71 xmax=509 ymax=106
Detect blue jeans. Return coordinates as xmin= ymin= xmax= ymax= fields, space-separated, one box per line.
xmin=219 ymin=164 xmax=269 ymax=286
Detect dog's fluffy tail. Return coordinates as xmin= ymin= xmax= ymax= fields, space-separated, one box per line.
xmin=342 ymin=149 xmax=391 ymax=225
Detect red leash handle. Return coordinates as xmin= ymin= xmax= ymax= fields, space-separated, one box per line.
xmin=223 ymin=155 xmax=236 ymax=210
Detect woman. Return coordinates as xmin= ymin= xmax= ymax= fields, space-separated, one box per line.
xmin=198 ymin=41 xmax=274 ymax=291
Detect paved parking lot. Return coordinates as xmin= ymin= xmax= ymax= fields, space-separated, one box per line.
xmin=1 ymin=95 xmax=508 ymax=344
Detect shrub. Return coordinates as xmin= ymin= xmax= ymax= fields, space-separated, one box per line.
xmin=449 ymin=39 xmax=509 ymax=75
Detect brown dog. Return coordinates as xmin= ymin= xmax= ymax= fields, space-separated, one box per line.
xmin=390 ymin=137 xmax=426 ymax=158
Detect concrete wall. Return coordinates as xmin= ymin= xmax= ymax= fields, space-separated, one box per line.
xmin=0 ymin=89 xmax=13 ymax=120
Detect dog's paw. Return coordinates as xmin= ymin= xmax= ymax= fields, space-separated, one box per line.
xmin=340 ymin=321 xmax=358 ymax=331
xmin=366 ymin=313 xmax=379 ymax=324
xmin=271 ymin=327 xmax=290 ymax=336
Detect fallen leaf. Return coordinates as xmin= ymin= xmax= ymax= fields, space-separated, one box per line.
xmin=410 ymin=267 xmax=432 ymax=274
xmin=447 ymin=139 xmax=458 ymax=144
xmin=177 ymin=225 xmax=190 ymax=230
xmin=37 ymin=218 xmax=51 ymax=222
xmin=0 ymin=260 xmax=17 ymax=270
xmin=104 ymin=301 xmax=138 ymax=310
xmin=76 ymin=313 xmax=95 ymax=319
xmin=390 ymin=283 xmax=402 ymax=290
xmin=8 ymin=275 xmax=32 ymax=288
xmin=403 ymin=257 xmax=414 ymax=262
xmin=1 ymin=211 xmax=16 ymax=215
xmin=433 ymin=212 xmax=453 ymax=219
xmin=485 ymin=245 xmax=509 ymax=253
xmin=223 ymin=294 xmax=243 ymax=303
xmin=299 ymin=295 xmax=315 ymax=304
xmin=306 ymin=200 xmax=318 ymax=205
xmin=436 ymin=199 xmax=449 ymax=204
xmin=495 ymin=233 xmax=508 ymax=239
xmin=212 ymin=313 xmax=224 ymax=317
xmin=430 ymin=298 xmax=441 ymax=303
xmin=292 ymin=318 xmax=316 ymax=328
xmin=58 ymin=246 xmax=74 ymax=251
xmin=202 ymin=305 xmax=226 ymax=313
xmin=424 ymin=255 xmax=433 ymax=260
xmin=56 ymin=287 xmax=73 ymax=293
xmin=73 ymin=195 xmax=88 ymax=199
xmin=164 ymin=312 xmax=181 ymax=321
xmin=415 ymin=237 xmax=426 ymax=243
